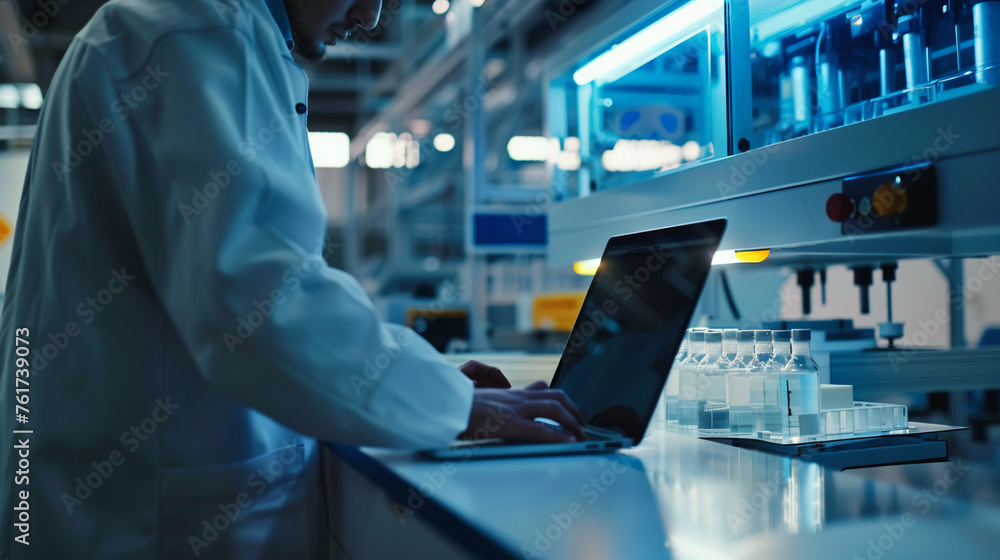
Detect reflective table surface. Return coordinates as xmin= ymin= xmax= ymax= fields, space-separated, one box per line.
xmin=339 ymin=426 xmax=1000 ymax=559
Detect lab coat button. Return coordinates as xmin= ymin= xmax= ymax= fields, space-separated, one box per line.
xmin=295 ymin=103 xmax=307 ymax=114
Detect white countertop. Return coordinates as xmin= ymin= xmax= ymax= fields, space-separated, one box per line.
xmin=330 ymin=426 xmax=1000 ymax=559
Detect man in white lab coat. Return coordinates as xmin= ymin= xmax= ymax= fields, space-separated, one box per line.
xmin=0 ymin=0 xmax=583 ymax=557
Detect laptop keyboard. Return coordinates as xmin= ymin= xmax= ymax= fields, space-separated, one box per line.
xmin=534 ymin=419 xmax=622 ymax=442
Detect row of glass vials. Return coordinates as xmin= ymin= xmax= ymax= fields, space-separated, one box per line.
xmin=663 ymin=328 xmax=821 ymax=440
xmin=661 ymin=328 xmax=910 ymax=441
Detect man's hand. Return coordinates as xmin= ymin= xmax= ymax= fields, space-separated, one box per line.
xmin=460 ymin=381 xmax=586 ymax=443
xmin=458 ymin=360 xmax=511 ymax=388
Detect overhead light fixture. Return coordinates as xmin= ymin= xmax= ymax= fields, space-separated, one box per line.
xmin=711 ymin=249 xmax=771 ymax=265
xmin=431 ymin=0 xmax=450 ymax=15
xmin=433 ymin=133 xmax=456 ymax=152
xmin=574 ymin=248 xmax=770 ymax=276
xmin=0 ymin=83 xmax=43 ymax=110
xmin=507 ymin=136 xmax=562 ymax=162
xmin=573 ymin=258 xmax=601 ymax=276
xmin=469 ymin=0 xmax=486 ymax=6
xmin=308 ymin=132 xmax=351 ymax=168
xmin=681 ymin=140 xmax=702 ymax=162
xmin=556 ymin=151 xmax=581 ymax=171
xmin=18 ymin=84 xmax=43 ymax=110
xmin=394 ymin=132 xmax=420 ymax=168
xmin=572 ymin=0 xmax=716 ymax=86
xmin=364 ymin=132 xmax=419 ymax=169
xmin=365 ymin=132 xmax=397 ymax=169
xmin=600 ymin=139 xmax=683 ymax=173
xmin=0 ymin=84 xmax=18 ymax=109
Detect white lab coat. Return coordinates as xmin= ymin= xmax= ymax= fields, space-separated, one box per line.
xmin=0 ymin=0 xmax=473 ymax=557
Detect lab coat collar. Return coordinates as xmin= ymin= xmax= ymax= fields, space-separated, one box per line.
xmin=262 ymin=0 xmax=294 ymax=52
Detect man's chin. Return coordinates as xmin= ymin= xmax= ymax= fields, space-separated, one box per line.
xmin=293 ymin=42 xmax=327 ymax=61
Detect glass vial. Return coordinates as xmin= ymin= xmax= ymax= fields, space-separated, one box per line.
xmin=697 ymin=330 xmax=730 ymax=435
xmin=678 ymin=329 xmax=706 ymax=428
xmin=727 ymin=330 xmax=757 ymax=435
xmin=782 ymin=329 xmax=822 ymax=437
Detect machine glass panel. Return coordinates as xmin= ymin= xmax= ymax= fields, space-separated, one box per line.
xmin=749 ymin=0 xmax=1000 ymax=148
xmin=551 ymin=0 xmax=727 ymax=195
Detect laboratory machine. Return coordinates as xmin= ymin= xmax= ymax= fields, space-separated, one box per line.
xmin=541 ymin=0 xmax=1000 ymax=464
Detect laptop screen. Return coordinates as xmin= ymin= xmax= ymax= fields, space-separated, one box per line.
xmin=550 ymin=219 xmax=726 ymax=443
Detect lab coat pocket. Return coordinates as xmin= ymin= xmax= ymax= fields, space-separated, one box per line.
xmin=158 ymin=444 xmax=309 ymax=559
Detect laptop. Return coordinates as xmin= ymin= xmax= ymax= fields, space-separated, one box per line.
xmin=423 ymin=218 xmax=727 ymax=460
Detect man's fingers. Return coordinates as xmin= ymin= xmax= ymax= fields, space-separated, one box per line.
xmin=515 ymin=385 xmax=585 ymax=423
xmin=459 ymin=360 xmax=512 ymax=388
xmin=479 ymin=365 xmax=511 ymax=388
xmin=506 ymin=418 xmax=579 ymax=444
xmin=466 ymin=385 xmax=588 ymax=444
xmin=518 ymin=401 xmax=586 ymax=442
xmin=544 ymin=390 xmax=585 ymax=423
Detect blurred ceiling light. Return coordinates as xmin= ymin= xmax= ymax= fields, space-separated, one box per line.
xmin=365 ymin=132 xmax=396 ymax=169
xmin=433 ymin=133 xmax=456 ymax=152
xmin=711 ymin=249 xmax=771 ymax=265
xmin=556 ymin=151 xmax=581 ymax=171
xmin=0 ymin=84 xmax=19 ymax=109
xmin=470 ymin=0 xmax=486 ymax=6
xmin=18 ymin=84 xmax=43 ymax=110
xmin=556 ymin=137 xmax=581 ymax=170
xmin=601 ymin=139 xmax=683 ymax=172
xmin=573 ymin=258 xmax=601 ymax=276
xmin=573 ymin=0 xmax=715 ymax=86
xmin=309 ymin=132 xmax=351 ymax=168
xmin=394 ymin=132 xmax=408 ymax=168
xmin=0 ymin=83 xmax=42 ymax=110
xmin=432 ymin=0 xmax=450 ymax=14
xmin=507 ymin=136 xmax=550 ymax=161
xmin=395 ymin=132 xmax=420 ymax=169
xmin=547 ymin=137 xmax=562 ymax=161
xmin=681 ymin=140 xmax=702 ymax=162
xmin=365 ymin=132 xmax=419 ymax=169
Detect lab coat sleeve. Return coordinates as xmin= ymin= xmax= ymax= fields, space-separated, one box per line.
xmin=106 ymin=27 xmax=473 ymax=448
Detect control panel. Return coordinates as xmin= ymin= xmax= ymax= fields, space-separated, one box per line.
xmin=826 ymin=163 xmax=938 ymax=235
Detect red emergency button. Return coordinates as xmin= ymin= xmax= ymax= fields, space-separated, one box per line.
xmin=826 ymin=193 xmax=855 ymax=222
